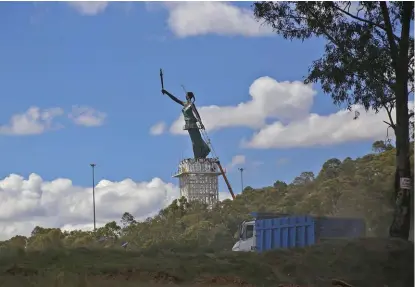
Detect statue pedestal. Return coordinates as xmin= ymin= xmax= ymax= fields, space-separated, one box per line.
xmin=172 ymin=158 xmax=221 ymax=207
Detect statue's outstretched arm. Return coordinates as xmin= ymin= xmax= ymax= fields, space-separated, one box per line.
xmin=162 ymin=89 xmax=184 ymax=106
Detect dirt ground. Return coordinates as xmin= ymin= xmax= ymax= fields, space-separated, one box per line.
xmin=0 ymin=238 xmax=413 ymax=287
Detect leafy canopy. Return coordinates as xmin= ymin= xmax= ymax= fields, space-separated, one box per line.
xmin=253 ymin=1 xmax=413 ymax=122
xmin=1 ymin=142 xmax=413 ymax=251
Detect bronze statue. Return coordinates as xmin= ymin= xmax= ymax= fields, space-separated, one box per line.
xmin=162 ymin=88 xmax=211 ymax=159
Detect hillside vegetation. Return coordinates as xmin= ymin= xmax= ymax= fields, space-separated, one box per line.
xmin=0 ymin=141 xmax=413 ymax=286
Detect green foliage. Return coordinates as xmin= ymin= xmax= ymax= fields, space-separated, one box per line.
xmin=253 ymin=1 xmax=413 ymax=111
xmin=372 ymin=140 xmax=394 ymax=153
xmin=253 ymin=1 xmax=414 ymax=239
xmin=1 ymin=142 xmax=412 ymax=253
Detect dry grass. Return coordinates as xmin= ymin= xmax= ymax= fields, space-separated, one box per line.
xmin=0 ymin=238 xmax=412 ymax=287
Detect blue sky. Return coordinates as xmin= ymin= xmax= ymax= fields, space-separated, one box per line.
xmin=0 ymin=1 xmax=410 ymax=239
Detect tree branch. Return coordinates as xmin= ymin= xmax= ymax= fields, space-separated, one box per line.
xmin=383 ymin=120 xmax=395 ymax=130
xmin=379 ymin=2 xmax=399 ymax=70
xmin=334 ymin=3 xmax=383 ymax=31
xmin=397 ymin=2 xmax=413 ymax=78
xmin=383 ymin=117 xmax=396 ymax=129
xmin=303 ymin=6 xmax=347 ymax=54
xmin=382 ymin=102 xmax=396 ymax=129
xmin=333 ymin=2 xmax=401 ymax=42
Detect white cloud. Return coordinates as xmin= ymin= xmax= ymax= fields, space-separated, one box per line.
xmin=0 ymin=107 xmax=64 ymax=135
xmin=159 ymin=2 xmax=273 ymax=37
xmin=156 ymin=75 xmax=404 ymax=149
xmin=170 ymin=77 xmax=316 ymax=135
xmin=244 ymin=103 xmax=405 ymax=149
xmin=149 ymin=121 xmax=166 ymax=135
xmin=228 ymin=155 xmax=246 ymax=169
xmin=67 ymin=1 xmax=108 ymax=16
xmin=0 ymin=106 xmax=106 ymax=136
xmin=218 ymin=190 xmax=234 ymax=201
xmin=69 ymin=106 xmax=106 ymax=127
xmin=0 ymin=173 xmax=236 ymax=240
xmin=0 ymin=173 xmax=179 ymax=240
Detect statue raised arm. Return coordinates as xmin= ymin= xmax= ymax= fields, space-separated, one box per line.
xmin=162 ymin=89 xmax=210 ymax=159
xmin=162 ymin=89 xmax=185 ymax=106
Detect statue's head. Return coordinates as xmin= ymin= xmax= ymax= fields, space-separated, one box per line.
xmin=186 ymin=92 xmax=195 ymax=102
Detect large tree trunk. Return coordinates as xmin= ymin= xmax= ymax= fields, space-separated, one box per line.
xmin=387 ymin=1 xmax=413 ymax=241
xmin=389 ymin=100 xmax=412 ymax=239
xmin=388 ymin=78 xmax=412 ymax=240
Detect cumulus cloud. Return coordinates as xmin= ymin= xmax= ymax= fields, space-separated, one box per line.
xmin=0 ymin=173 xmax=234 ymax=240
xmin=244 ymin=103 xmax=406 ymax=149
xmin=228 ymin=155 xmax=246 ymax=169
xmin=155 ymin=2 xmax=273 ymax=37
xmin=149 ymin=121 xmax=166 ymax=135
xmin=0 ymin=173 xmax=178 ymax=240
xmin=156 ymin=75 xmax=405 ymax=149
xmin=170 ymin=77 xmax=315 ymax=135
xmin=0 ymin=106 xmax=106 ymax=136
xmin=67 ymin=1 xmax=109 ymax=16
xmin=69 ymin=106 xmax=106 ymax=127
xmin=0 ymin=107 xmax=64 ymax=135
xmin=218 ymin=190 xmax=234 ymax=201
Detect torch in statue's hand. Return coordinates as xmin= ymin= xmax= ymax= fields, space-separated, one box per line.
xmin=159 ymin=68 xmax=165 ymax=92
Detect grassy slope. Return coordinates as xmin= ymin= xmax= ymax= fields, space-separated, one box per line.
xmin=0 ymin=238 xmax=413 ymax=287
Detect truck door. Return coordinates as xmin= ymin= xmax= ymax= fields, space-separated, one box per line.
xmin=238 ymin=222 xmax=255 ymax=252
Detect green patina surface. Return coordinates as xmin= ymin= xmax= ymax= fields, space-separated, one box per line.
xmin=182 ymin=103 xmax=210 ymax=159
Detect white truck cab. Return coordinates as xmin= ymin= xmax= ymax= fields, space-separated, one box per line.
xmin=231 ymin=220 xmax=255 ymax=252
xmin=232 ymin=212 xmax=290 ymax=252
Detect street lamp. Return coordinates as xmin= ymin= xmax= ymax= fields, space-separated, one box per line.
xmin=90 ymin=163 xmax=96 ymax=231
xmin=238 ymin=167 xmax=244 ymax=193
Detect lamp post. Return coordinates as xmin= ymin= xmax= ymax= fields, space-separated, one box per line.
xmin=238 ymin=167 xmax=244 ymax=193
xmin=90 ymin=163 xmax=96 ymax=231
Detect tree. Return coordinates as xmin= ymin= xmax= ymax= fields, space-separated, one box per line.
xmin=253 ymin=1 xmax=414 ymax=239
xmin=96 ymin=221 xmax=121 ymax=241
xmin=31 ymin=226 xmax=50 ymax=237
xmin=320 ymin=158 xmax=342 ymax=179
xmin=7 ymin=235 xmax=27 ymax=249
xmin=372 ymin=140 xmax=394 ymax=153
xmin=243 ymin=186 xmax=254 ymax=192
xmin=0 ymin=143 xmax=412 ymax=250
xmin=121 ymin=212 xmax=136 ymax=229
xmin=273 ymin=180 xmax=288 ymax=193
xmin=292 ymin=172 xmax=315 ymax=185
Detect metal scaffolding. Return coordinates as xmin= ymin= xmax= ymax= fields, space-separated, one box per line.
xmin=172 ymin=158 xmax=221 ymax=207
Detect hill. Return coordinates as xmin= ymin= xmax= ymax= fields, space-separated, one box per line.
xmin=0 ymin=141 xmax=413 ymax=286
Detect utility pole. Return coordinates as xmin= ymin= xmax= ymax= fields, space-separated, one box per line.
xmin=90 ymin=163 xmax=96 ymax=231
xmin=238 ymin=167 xmax=244 ymax=193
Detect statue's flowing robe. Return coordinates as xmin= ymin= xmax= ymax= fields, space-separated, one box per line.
xmin=182 ymin=103 xmax=210 ymax=159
